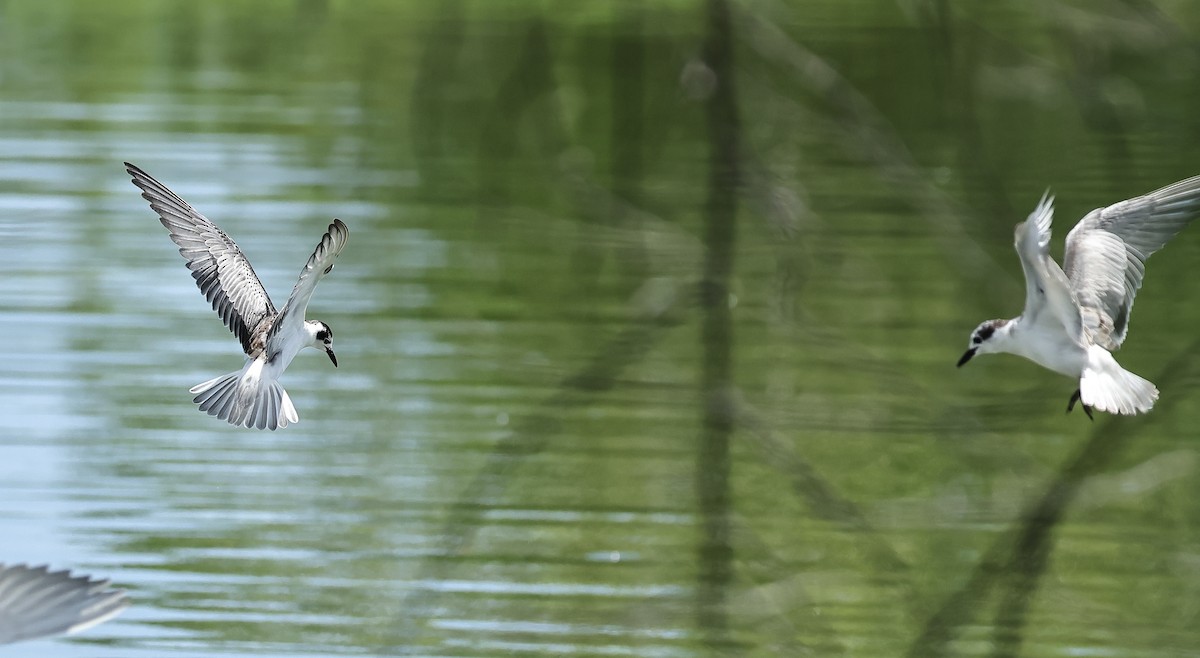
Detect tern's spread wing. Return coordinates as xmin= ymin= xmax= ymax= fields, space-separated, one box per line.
xmin=0 ymin=564 xmax=129 ymax=645
xmin=264 ymin=219 xmax=349 ymax=355
xmin=126 ymin=162 xmax=276 ymax=355
xmin=1014 ymin=193 xmax=1082 ymax=340
xmin=1064 ymin=175 xmax=1200 ymax=350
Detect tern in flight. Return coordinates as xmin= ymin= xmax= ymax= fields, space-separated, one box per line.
xmin=126 ymin=163 xmax=349 ymax=430
xmin=958 ymin=175 xmax=1200 ymax=417
xmin=0 ymin=563 xmax=129 ymax=645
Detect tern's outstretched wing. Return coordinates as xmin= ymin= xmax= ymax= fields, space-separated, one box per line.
xmin=0 ymin=564 xmax=129 ymax=645
xmin=126 ymin=162 xmax=276 ymax=355
xmin=1064 ymin=175 xmax=1200 ymax=350
xmin=264 ymin=219 xmax=349 ymax=356
xmin=1013 ymin=192 xmax=1082 ymax=340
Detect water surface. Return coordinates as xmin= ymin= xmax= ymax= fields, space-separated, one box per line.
xmin=3 ymin=2 xmax=1200 ymax=656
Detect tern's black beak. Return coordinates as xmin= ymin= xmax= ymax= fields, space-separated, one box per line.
xmin=326 ymin=347 xmax=338 ymax=367
xmin=957 ymin=348 xmax=976 ymax=368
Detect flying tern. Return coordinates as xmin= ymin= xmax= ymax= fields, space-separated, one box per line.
xmin=958 ymin=175 xmax=1200 ymax=417
xmin=126 ymin=162 xmax=349 ymax=430
xmin=0 ymin=563 xmax=129 ymax=645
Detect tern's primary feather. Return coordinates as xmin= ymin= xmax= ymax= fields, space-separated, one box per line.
xmin=0 ymin=564 xmax=129 ymax=645
xmin=1013 ymin=193 xmax=1082 ymax=342
xmin=1063 ymin=175 xmax=1200 ymax=350
xmin=265 ymin=219 xmax=349 ymax=358
xmin=125 ymin=162 xmax=276 ymax=356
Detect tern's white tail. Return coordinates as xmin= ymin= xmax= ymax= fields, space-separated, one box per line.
xmin=189 ymin=360 xmax=299 ymax=430
xmin=1080 ymin=345 xmax=1159 ymax=415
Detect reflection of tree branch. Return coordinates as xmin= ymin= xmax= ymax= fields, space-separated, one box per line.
xmin=734 ymin=397 xmax=909 ymax=574
xmin=729 ymin=514 xmax=847 ymax=655
xmin=409 ymin=0 xmax=466 ymax=198
xmin=611 ymin=7 xmax=646 ymax=210
xmin=451 ymin=302 xmax=689 ymax=496
xmin=387 ymin=300 xmax=691 ymax=643
xmin=477 ymin=19 xmax=567 ymax=207
xmin=907 ymin=348 xmax=1200 ymax=658
xmin=696 ymin=0 xmax=740 ymax=643
xmin=389 ymin=10 xmax=702 ymax=643
xmin=736 ymin=3 xmax=1019 ymax=300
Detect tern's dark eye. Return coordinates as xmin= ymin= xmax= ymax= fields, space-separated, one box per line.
xmin=973 ymin=336 xmax=982 ymax=344
xmin=317 ymin=330 xmax=329 ymax=341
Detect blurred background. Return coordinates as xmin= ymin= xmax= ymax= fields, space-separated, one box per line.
xmin=3 ymin=0 xmax=1200 ymax=656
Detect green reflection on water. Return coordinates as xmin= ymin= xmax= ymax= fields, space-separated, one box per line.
xmin=3 ymin=1 xmax=1200 ymax=657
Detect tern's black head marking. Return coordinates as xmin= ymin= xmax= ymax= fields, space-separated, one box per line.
xmin=316 ymin=321 xmax=337 ymax=367
xmin=973 ymin=319 xmax=1007 ymax=344
xmin=960 ymin=319 xmax=1008 ymax=367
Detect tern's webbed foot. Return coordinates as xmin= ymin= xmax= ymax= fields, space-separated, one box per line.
xmin=1066 ymin=389 xmax=1094 ymax=421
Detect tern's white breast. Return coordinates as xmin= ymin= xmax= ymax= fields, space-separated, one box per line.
xmin=1008 ymin=322 xmax=1089 ymax=377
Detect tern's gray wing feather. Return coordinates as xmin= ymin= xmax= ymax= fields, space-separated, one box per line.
xmin=126 ymin=163 xmax=276 ymax=355
xmin=1014 ymin=193 xmax=1082 ymax=340
xmin=0 ymin=564 xmax=129 ymax=645
xmin=1064 ymin=175 xmax=1200 ymax=350
xmin=264 ymin=219 xmax=349 ymax=356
